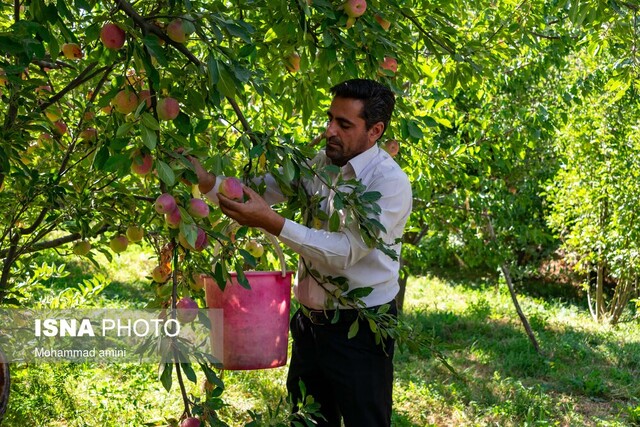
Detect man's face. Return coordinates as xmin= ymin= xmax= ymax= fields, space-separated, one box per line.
xmin=324 ymin=97 xmax=378 ymax=167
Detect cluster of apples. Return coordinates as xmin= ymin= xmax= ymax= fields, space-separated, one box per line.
xmin=111 ymin=87 xmax=180 ymax=120
xmin=71 ymin=224 xmax=144 ymax=257
xmin=341 ymin=0 xmax=397 ymax=74
xmin=154 ymin=193 xmax=210 ymax=247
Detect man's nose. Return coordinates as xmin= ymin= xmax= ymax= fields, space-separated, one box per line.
xmin=325 ymin=120 xmax=338 ymax=138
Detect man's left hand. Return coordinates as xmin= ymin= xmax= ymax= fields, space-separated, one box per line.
xmin=218 ymin=186 xmax=285 ymax=236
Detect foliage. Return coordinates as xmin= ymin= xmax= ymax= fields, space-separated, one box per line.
xmin=546 ymin=58 xmax=640 ymax=324
xmin=2 ymin=0 xmax=640 ymax=422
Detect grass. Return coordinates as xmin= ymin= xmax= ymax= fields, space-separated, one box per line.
xmin=1 ymin=247 xmax=639 ymax=426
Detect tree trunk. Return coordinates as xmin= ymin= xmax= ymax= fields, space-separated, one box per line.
xmin=596 ymin=260 xmax=605 ymax=321
xmin=0 ymin=347 xmax=9 ymax=423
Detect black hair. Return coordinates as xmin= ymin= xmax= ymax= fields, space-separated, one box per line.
xmin=329 ymin=79 xmax=395 ymax=137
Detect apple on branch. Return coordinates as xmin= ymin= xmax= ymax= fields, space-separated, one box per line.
xmin=61 ymin=43 xmax=83 ymax=60
xmin=165 ymin=208 xmax=182 ymax=229
xmin=155 ymin=193 xmax=177 ymax=214
xmin=72 ymin=240 xmax=91 ymax=256
xmin=151 ymin=265 xmax=171 ymax=284
xmin=374 ymin=14 xmax=391 ymax=31
xmin=113 ymin=90 xmax=138 ymax=114
xmin=126 ymin=225 xmax=144 ymax=242
xmin=109 ymin=234 xmax=129 ymax=253
xmin=100 ymin=23 xmax=126 ymax=50
xmin=167 ymin=18 xmax=195 ymax=43
xmin=379 ymin=56 xmax=398 ymax=75
xmin=344 ymin=0 xmax=367 ymax=28
xmin=79 ymin=127 xmax=98 ymax=142
xmin=130 ymin=149 xmax=154 ymax=175
xmin=157 ymin=97 xmax=180 ymax=120
xmin=382 ymin=139 xmax=399 ymax=157
xmin=176 ymin=297 xmax=199 ymax=324
xmin=285 ymin=52 xmax=301 ymax=73
xmin=245 ymin=240 xmax=264 ymax=258
xmin=180 ymin=416 xmax=201 ymax=427
xmin=188 ymin=198 xmax=209 ymax=218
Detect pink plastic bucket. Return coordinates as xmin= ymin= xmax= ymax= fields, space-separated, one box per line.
xmin=205 ymin=270 xmax=292 ymax=370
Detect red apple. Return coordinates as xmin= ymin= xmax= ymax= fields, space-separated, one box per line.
xmin=138 ymin=89 xmax=152 ymax=108
xmin=53 ymin=120 xmax=67 ymax=136
xmin=375 ymin=14 xmax=391 ymax=31
xmin=245 ymin=240 xmax=264 ymax=258
xmin=178 ymin=228 xmax=207 ymax=251
xmin=188 ymin=198 xmax=209 ymax=218
xmin=155 ymin=193 xmax=177 ymax=214
xmin=285 ymin=52 xmax=301 ymax=73
xmin=130 ymin=149 xmax=153 ymax=175
xmin=167 ymin=19 xmax=188 ymax=43
xmin=379 ymin=56 xmax=398 ymax=74
xmin=62 ymin=43 xmax=83 ymax=60
xmin=218 ymin=177 xmax=243 ymax=201
xmin=165 ymin=208 xmax=182 ymax=228
xmin=79 ymin=127 xmax=97 ymax=142
xmin=176 ymin=298 xmax=199 ymax=324
xmin=126 ymin=225 xmax=144 ymax=242
xmin=157 ymin=97 xmax=180 ymax=120
xmin=109 ymin=235 xmax=129 ymax=253
xmin=72 ymin=240 xmax=91 ymax=256
xmin=180 ymin=417 xmax=201 ymax=427
xmin=344 ymin=0 xmax=366 ymax=17
xmin=152 ymin=265 xmax=171 ymax=283
xmin=194 ymin=228 xmax=208 ymax=251
xmin=113 ymin=90 xmax=138 ymax=114
xmin=100 ymin=23 xmax=126 ymax=50
xmin=383 ymin=139 xmax=399 ymax=157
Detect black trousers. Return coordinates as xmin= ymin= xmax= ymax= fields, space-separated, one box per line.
xmin=287 ymin=300 xmax=397 ymax=427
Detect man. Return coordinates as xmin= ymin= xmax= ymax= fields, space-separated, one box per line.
xmin=191 ymin=79 xmax=412 ymax=426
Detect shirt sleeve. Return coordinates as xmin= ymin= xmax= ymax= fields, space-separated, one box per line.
xmin=278 ymin=174 xmax=412 ymax=270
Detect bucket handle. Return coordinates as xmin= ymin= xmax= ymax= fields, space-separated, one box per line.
xmin=262 ymin=231 xmax=287 ymax=278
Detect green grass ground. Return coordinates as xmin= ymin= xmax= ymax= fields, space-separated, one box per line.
xmin=1 ymin=247 xmax=639 ymax=426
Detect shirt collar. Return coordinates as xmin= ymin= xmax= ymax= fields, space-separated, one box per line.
xmin=343 ymin=144 xmax=379 ymax=178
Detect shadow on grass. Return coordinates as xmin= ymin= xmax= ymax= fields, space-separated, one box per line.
xmin=392 ymin=305 xmax=640 ymax=425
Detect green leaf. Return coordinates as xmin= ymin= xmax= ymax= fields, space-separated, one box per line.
xmin=347 ymin=319 xmax=359 ymax=339
xmin=346 ymin=287 xmax=373 ymax=299
xmin=329 ymin=211 xmax=340 ymax=232
xmin=156 ymin=160 xmax=176 ymax=186
xmin=141 ymin=113 xmax=160 ymax=130
xmin=217 ymin=63 xmax=236 ymax=98
xmin=200 ymin=363 xmax=224 ymax=388
xmin=159 ymin=362 xmax=173 ymax=392
xmin=116 ymin=122 xmax=134 ymax=137
xmin=180 ymin=363 xmax=197 ymax=383
xmin=360 ymin=191 xmax=382 ymax=202
xmin=140 ymin=126 xmax=157 ymax=150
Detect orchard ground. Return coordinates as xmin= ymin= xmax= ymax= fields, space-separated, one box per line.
xmin=2 ymin=243 xmax=639 ymax=426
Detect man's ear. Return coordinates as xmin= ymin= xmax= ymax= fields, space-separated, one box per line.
xmin=368 ymin=121 xmax=385 ymax=143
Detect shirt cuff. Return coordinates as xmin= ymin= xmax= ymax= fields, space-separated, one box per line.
xmin=202 ymin=176 xmax=224 ymax=204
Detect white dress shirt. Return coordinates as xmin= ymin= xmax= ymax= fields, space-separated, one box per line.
xmin=204 ymin=144 xmax=412 ymax=309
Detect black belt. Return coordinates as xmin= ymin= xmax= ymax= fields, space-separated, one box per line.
xmin=302 ymin=301 xmax=395 ymax=326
